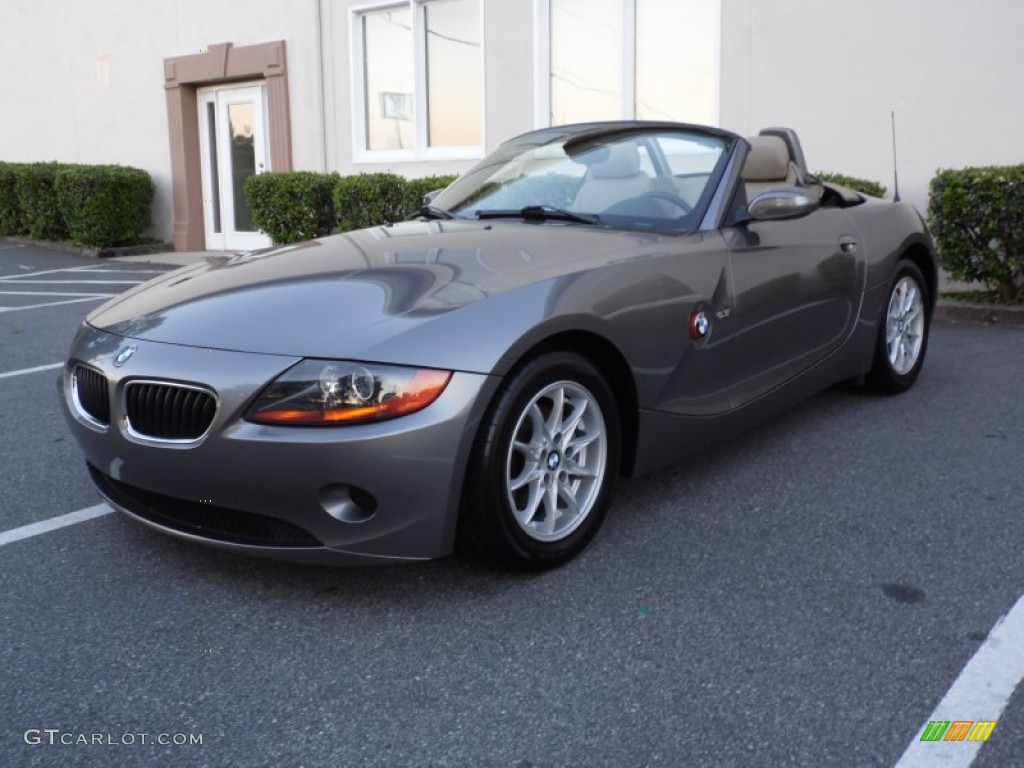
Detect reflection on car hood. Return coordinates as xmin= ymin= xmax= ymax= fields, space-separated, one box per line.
xmin=87 ymin=220 xmax=669 ymax=360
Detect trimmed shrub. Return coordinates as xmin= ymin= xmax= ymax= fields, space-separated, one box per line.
xmin=334 ymin=173 xmax=412 ymax=232
xmin=246 ymin=171 xmax=338 ymax=244
xmin=929 ymin=165 xmax=1024 ymax=303
xmin=55 ymin=165 xmax=154 ymax=247
xmin=0 ymin=162 xmax=26 ymax=235
xmin=404 ymin=174 xmax=459 ymax=215
xmin=13 ymin=162 xmax=73 ymax=240
xmin=816 ymin=172 xmax=887 ymax=199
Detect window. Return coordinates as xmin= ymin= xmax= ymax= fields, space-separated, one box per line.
xmin=539 ymin=0 xmax=720 ymax=127
xmin=354 ymin=0 xmax=483 ymax=160
xmin=549 ymin=0 xmax=622 ymax=124
xmin=635 ymin=0 xmax=718 ymax=123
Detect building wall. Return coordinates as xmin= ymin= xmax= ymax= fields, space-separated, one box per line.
xmin=720 ymin=0 xmax=1024 ymax=214
xmin=0 ymin=0 xmax=539 ymax=245
xmin=7 ymin=0 xmax=1015 ymax=245
xmin=0 ymin=0 xmax=325 ymax=243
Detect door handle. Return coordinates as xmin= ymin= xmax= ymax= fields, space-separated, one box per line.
xmin=839 ymin=236 xmax=858 ymax=255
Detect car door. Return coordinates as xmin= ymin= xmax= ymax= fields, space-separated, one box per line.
xmin=721 ymin=208 xmax=863 ymax=407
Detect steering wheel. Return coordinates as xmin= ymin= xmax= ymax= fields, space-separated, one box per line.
xmin=644 ymin=190 xmax=693 ymax=215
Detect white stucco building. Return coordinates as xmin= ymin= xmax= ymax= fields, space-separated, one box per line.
xmin=1 ymin=0 xmax=1021 ymax=251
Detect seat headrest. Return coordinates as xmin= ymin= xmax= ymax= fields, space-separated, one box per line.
xmin=589 ymin=143 xmax=642 ymax=179
xmin=742 ymin=136 xmax=790 ymax=182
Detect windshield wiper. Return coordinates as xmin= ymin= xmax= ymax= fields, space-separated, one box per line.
xmin=417 ymin=204 xmax=458 ymax=220
xmin=475 ymin=205 xmax=601 ymax=225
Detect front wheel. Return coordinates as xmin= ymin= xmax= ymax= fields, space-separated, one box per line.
xmin=866 ymin=260 xmax=931 ymax=394
xmin=458 ymin=351 xmax=621 ymax=570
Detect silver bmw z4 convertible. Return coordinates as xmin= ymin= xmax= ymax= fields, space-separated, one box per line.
xmin=62 ymin=121 xmax=937 ymax=570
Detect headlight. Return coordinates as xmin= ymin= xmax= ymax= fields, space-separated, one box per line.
xmin=246 ymin=360 xmax=452 ymax=426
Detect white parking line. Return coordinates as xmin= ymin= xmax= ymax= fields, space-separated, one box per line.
xmin=64 ymin=267 xmax=167 ymax=274
xmin=0 ymin=362 xmax=63 ymax=380
xmin=0 ymin=504 xmax=113 ymax=547
xmin=0 ymin=266 xmax=91 ymax=280
xmin=895 ymin=594 xmax=1024 ymax=767
xmin=0 ymin=290 xmax=117 ymax=297
xmin=0 ymin=296 xmax=111 ymax=312
xmin=3 ymin=279 xmax=144 ymax=285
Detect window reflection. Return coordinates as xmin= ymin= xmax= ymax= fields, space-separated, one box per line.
xmin=206 ymin=102 xmax=221 ymax=234
xmin=228 ymin=103 xmax=255 ymax=232
xmin=426 ymin=0 xmax=482 ymax=147
xmin=550 ymin=0 xmax=622 ymax=124
xmin=359 ymin=0 xmax=482 ymax=153
xmin=363 ymin=6 xmax=414 ymax=151
xmin=548 ymin=0 xmax=719 ymax=126
xmin=636 ymin=0 xmax=717 ymax=123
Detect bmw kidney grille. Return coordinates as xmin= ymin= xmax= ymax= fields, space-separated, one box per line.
xmin=124 ymin=381 xmax=217 ymax=441
xmin=72 ymin=364 xmax=111 ymax=426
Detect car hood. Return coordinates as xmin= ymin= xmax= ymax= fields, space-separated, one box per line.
xmin=88 ymin=220 xmax=690 ymax=369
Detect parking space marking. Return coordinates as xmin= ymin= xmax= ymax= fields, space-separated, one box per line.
xmin=895 ymin=594 xmax=1024 ymax=767
xmin=2 ymin=279 xmax=145 ymax=285
xmin=0 ymin=296 xmax=112 ymax=313
xmin=0 ymin=290 xmax=118 ymax=297
xmin=0 ymin=266 xmax=96 ymax=280
xmin=0 ymin=504 xmax=112 ymax=547
xmin=0 ymin=266 xmax=163 ymax=281
xmin=64 ymin=267 xmax=167 ymax=274
xmin=0 ymin=362 xmax=63 ymax=380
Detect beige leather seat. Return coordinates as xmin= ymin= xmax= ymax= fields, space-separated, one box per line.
xmin=573 ymin=143 xmax=651 ymax=212
xmin=742 ymin=135 xmax=802 ymax=200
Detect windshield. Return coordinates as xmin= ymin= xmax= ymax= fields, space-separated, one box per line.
xmin=432 ymin=126 xmax=732 ymax=231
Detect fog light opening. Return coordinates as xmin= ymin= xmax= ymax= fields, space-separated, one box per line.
xmin=320 ymin=484 xmax=378 ymax=524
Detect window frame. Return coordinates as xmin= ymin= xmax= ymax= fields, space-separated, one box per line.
xmin=350 ymin=0 xmax=486 ymax=163
xmin=533 ymin=0 xmax=721 ymax=129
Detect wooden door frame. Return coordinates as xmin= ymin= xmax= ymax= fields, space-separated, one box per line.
xmin=164 ymin=41 xmax=292 ymax=251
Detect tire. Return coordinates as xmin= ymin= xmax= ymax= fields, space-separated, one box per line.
xmin=865 ymin=259 xmax=931 ymax=394
xmin=458 ymin=351 xmax=621 ymax=570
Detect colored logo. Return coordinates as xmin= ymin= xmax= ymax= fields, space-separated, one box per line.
xmin=919 ymin=720 xmax=997 ymax=742
xmin=689 ymin=310 xmax=710 ymax=340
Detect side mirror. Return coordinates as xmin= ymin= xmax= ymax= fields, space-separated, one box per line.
xmin=747 ymin=188 xmax=819 ymax=221
xmin=422 ymin=189 xmax=443 ymax=205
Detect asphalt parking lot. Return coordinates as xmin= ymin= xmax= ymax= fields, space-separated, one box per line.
xmin=1 ymin=241 xmax=1022 ymax=767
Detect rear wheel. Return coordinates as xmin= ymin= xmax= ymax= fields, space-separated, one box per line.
xmin=458 ymin=351 xmax=620 ymax=570
xmin=866 ymin=260 xmax=930 ymax=393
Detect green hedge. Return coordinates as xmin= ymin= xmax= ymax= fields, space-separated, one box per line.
xmin=404 ymin=174 xmax=458 ymax=213
xmin=0 ymin=162 xmax=25 ymax=235
xmin=55 ymin=165 xmax=153 ymax=247
xmin=333 ymin=173 xmax=459 ymax=233
xmin=242 ymin=171 xmax=460 ymax=243
xmin=0 ymin=160 xmax=154 ymax=247
xmin=816 ymin=172 xmax=887 ymax=199
xmin=14 ymin=162 xmax=73 ymax=240
xmin=333 ymin=173 xmax=409 ymax=233
xmin=929 ymin=165 xmax=1024 ymax=303
xmin=246 ymin=171 xmax=338 ymax=245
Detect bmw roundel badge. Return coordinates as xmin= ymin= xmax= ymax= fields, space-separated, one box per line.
xmin=113 ymin=344 xmax=137 ymax=367
xmin=689 ymin=310 xmax=710 ymax=341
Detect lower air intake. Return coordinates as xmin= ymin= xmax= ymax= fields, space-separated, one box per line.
xmin=88 ymin=465 xmax=322 ymax=548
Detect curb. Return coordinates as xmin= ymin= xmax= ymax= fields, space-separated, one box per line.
xmin=934 ymin=300 xmax=1024 ymax=326
xmin=0 ymin=236 xmax=172 ymax=258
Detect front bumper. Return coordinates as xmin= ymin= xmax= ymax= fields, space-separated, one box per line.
xmin=61 ymin=324 xmax=498 ymax=565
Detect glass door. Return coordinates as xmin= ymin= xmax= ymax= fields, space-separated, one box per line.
xmin=198 ymin=84 xmax=272 ymax=251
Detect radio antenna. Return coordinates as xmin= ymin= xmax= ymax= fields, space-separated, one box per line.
xmin=891 ymin=111 xmax=901 ymax=202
